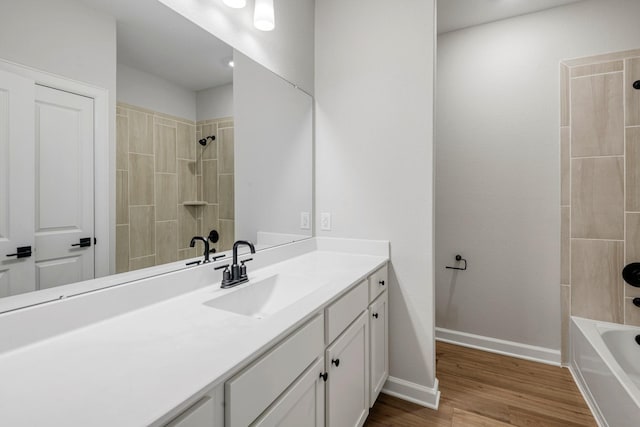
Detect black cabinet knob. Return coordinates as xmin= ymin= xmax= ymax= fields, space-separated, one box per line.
xmin=634 ymin=80 xmax=640 ymax=90
xmin=331 ymin=358 xmax=340 ymax=367
xmin=319 ymin=372 xmax=328 ymax=382
xmin=372 ymin=313 xmax=379 ymax=319
xmin=379 ymin=280 xmax=385 ymax=286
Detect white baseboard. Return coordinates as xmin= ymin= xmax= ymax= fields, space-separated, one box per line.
xmin=381 ymin=376 xmax=440 ymax=410
xmin=436 ymin=327 xmax=562 ymax=366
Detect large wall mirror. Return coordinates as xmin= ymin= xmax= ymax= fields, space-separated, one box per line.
xmin=0 ymin=0 xmax=312 ymax=311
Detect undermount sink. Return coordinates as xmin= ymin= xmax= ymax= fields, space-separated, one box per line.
xmin=203 ymin=274 xmax=327 ymax=319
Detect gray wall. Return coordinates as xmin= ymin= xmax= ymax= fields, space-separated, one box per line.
xmin=316 ymin=0 xmax=438 ymax=403
xmin=436 ymin=0 xmax=640 ymax=354
xmin=197 ymin=84 xmax=234 ymax=122
xmin=234 ymin=52 xmax=312 ymax=243
xmin=157 ymin=0 xmax=314 ymax=94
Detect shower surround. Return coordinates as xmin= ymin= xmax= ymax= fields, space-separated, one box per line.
xmin=560 ymin=48 xmax=640 ymax=363
xmin=116 ymin=103 xmax=235 ymax=273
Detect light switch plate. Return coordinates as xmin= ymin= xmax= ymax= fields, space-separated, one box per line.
xmin=300 ymin=212 xmax=310 ymax=230
xmin=320 ymin=212 xmax=331 ymax=231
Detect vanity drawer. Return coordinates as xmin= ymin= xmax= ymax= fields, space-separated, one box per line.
xmin=325 ymin=280 xmax=368 ymax=344
xmin=368 ymin=264 xmax=388 ymax=303
xmin=225 ymin=314 xmax=324 ymax=427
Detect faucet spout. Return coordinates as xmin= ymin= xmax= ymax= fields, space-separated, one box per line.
xmin=221 ymin=240 xmax=256 ymax=289
xmin=189 ymin=236 xmax=210 ymax=263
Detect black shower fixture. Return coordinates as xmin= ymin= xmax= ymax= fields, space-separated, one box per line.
xmin=199 ymin=135 xmax=216 ymax=146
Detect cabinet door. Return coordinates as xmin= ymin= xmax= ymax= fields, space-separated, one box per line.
xmin=253 ymin=357 xmax=325 ymax=427
xmin=326 ymin=311 xmax=369 ymax=427
xmin=369 ymin=291 xmax=388 ymax=407
xmin=165 ymin=397 xmax=215 ymax=427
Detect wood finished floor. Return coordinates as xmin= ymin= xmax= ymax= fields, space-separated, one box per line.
xmin=365 ymin=341 xmax=596 ymax=427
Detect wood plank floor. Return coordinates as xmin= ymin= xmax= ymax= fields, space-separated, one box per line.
xmin=365 ymin=341 xmax=596 ymax=426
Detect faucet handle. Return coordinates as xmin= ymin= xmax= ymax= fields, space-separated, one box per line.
xmin=240 ymin=258 xmax=253 ymax=265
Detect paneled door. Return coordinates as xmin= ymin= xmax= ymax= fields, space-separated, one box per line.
xmin=34 ymin=85 xmax=94 ymax=290
xmin=0 ymin=70 xmax=35 ymax=297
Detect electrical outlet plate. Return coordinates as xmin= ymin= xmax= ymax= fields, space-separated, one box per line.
xmin=320 ymin=212 xmax=331 ymax=231
xmin=300 ymin=212 xmax=310 ymax=230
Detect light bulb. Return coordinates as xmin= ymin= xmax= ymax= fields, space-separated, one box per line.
xmin=254 ymin=0 xmax=275 ymax=31
xmin=223 ymin=0 xmax=246 ymax=9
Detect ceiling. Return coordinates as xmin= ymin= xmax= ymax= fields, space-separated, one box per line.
xmin=437 ymin=0 xmax=585 ymax=34
xmin=79 ymin=0 xmax=233 ymax=91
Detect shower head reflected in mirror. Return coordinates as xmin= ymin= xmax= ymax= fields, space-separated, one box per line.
xmin=199 ymin=135 xmax=216 ymax=146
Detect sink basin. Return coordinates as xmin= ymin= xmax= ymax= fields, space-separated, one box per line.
xmin=203 ymin=274 xmax=326 ymax=319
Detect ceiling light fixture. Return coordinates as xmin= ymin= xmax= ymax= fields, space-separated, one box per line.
xmin=254 ymin=0 xmax=275 ymax=31
xmin=223 ymin=0 xmax=246 ymax=9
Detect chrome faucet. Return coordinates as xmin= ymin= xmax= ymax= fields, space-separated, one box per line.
xmin=219 ymin=240 xmax=256 ymax=288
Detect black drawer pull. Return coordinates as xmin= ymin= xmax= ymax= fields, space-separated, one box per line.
xmin=319 ymin=372 xmax=328 ymax=382
xmin=71 ymin=238 xmax=91 ymax=248
xmin=379 ymin=280 xmax=385 ymax=286
xmin=331 ymin=358 xmax=340 ymax=367
xmin=372 ymin=313 xmax=379 ymax=319
xmin=6 ymin=246 xmax=32 ymax=259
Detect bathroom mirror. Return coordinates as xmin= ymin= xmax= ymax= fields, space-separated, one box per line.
xmin=0 ymin=0 xmax=312 ymax=310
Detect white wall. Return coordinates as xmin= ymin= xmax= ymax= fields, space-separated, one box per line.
xmin=234 ymin=52 xmax=313 ymax=243
xmin=436 ymin=0 xmax=640 ymax=353
xmin=157 ymin=0 xmax=314 ymax=94
xmin=316 ymin=0 xmax=438 ymax=406
xmin=196 ymin=83 xmax=234 ymax=121
xmin=117 ymin=63 xmax=197 ymax=120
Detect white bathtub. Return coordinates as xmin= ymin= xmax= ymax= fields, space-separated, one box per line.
xmin=571 ymin=317 xmax=640 ymax=427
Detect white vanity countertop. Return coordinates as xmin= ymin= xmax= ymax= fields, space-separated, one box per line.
xmin=0 ymin=250 xmax=387 ymax=427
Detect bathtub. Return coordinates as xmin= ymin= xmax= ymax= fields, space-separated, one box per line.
xmin=571 ymin=317 xmax=640 ymax=427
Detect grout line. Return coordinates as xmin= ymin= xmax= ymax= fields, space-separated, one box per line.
xmin=570 ymin=155 xmax=624 ymax=160
xmin=570 ymin=70 xmax=623 ymax=80
xmin=570 ymin=237 xmax=624 ymax=242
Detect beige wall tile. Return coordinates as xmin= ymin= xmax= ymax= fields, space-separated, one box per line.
xmin=156 ymin=221 xmax=178 ymax=264
xmin=130 ymin=206 xmax=155 ymax=258
xmin=560 ymin=127 xmax=570 ymax=206
xmin=155 ymin=174 xmax=177 ymax=221
xmin=201 ymin=123 xmax=217 ymax=160
xmin=154 ymin=116 xmax=177 ymax=128
xmin=177 ymin=122 xmax=195 ymax=160
xmin=571 ymin=239 xmax=623 ymax=323
xmin=203 ymin=204 xmax=219 ymax=251
xmin=178 ymin=248 xmax=197 ymax=261
xmin=219 ymin=219 xmax=234 ymax=252
xmin=626 ymin=58 xmax=640 ymax=126
xmin=625 ymin=298 xmax=640 ymax=326
xmin=571 ymin=72 xmax=624 ymax=157
xmin=130 ymin=255 xmax=156 ymax=271
xmin=561 ymin=285 xmax=570 ymax=365
xmin=219 ymin=174 xmax=234 ymax=220
xmin=203 ymin=160 xmax=218 ymax=204
xmin=219 ymin=128 xmax=234 ymax=174
xmin=178 ymin=160 xmax=196 ymax=203
xmin=562 ymin=49 xmax=640 ymax=67
xmin=116 ymin=170 xmax=129 ymax=225
xmin=561 ymin=65 xmax=569 ymax=127
xmin=116 ymin=225 xmax=129 ymax=273
xmin=570 ymin=60 xmax=623 ymax=78
xmin=626 ymin=128 xmax=640 ymax=211
xmin=116 ymin=115 xmax=129 ymax=170
xmin=626 ymin=213 xmax=640 ymax=263
xmin=571 ymin=157 xmax=623 ymax=240
xmin=561 ymin=207 xmax=570 ymax=285
xmin=129 ymin=154 xmax=155 ymax=206
xmin=155 ymin=125 xmax=177 ymax=173
xmin=128 ymin=110 xmax=153 ymax=154
xmin=178 ymin=206 xmax=197 ymax=249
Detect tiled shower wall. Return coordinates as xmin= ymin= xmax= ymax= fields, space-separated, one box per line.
xmin=560 ymin=49 xmax=640 ymax=361
xmin=115 ymin=103 xmax=235 ymax=273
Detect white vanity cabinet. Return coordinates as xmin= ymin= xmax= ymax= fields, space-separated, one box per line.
xmin=326 ymin=311 xmax=370 ymax=427
xmin=368 ymin=290 xmax=388 ymax=407
xmin=368 ymin=265 xmax=389 ymax=408
xmin=252 ymin=357 xmax=326 ymax=427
